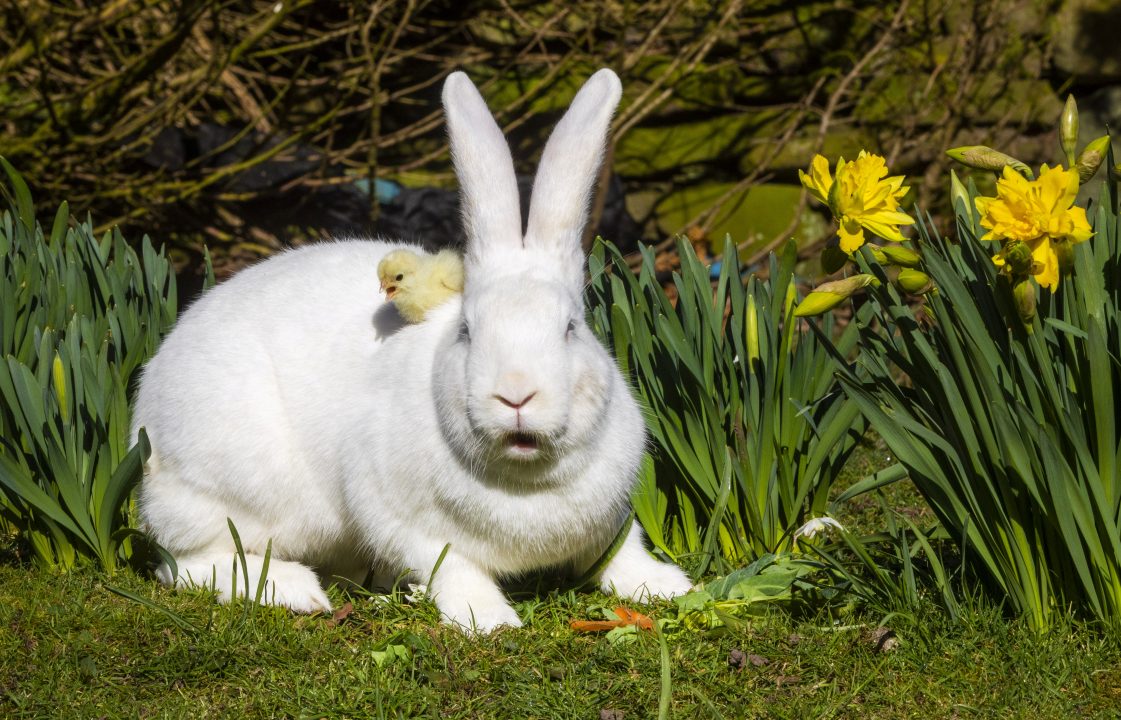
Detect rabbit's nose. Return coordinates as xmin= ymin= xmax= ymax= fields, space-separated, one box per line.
xmin=495 ymin=391 xmax=537 ymax=409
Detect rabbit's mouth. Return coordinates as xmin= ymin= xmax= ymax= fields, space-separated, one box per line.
xmin=504 ymin=431 xmax=543 ymax=459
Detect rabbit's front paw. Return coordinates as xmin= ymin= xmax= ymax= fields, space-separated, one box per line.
xmin=428 ymin=554 xmax=522 ymax=633
xmin=252 ymin=561 xmax=333 ymax=614
xmin=606 ymin=559 xmax=693 ymax=602
xmin=595 ymin=522 xmax=694 ymax=602
xmin=441 ymin=600 xmax=523 ymax=634
xmin=168 ymin=553 xmax=332 ymax=614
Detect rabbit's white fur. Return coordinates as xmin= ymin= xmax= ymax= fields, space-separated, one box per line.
xmin=132 ymin=69 xmax=691 ymax=632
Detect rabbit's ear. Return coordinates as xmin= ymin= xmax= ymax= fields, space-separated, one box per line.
xmin=443 ymin=72 xmax=523 ymax=273
xmin=524 ymin=69 xmax=622 ymax=291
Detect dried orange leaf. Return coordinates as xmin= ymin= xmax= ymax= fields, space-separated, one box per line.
xmin=613 ymin=607 xmax=654 ymax=630
xmin=569 ymin=619 xmax=625 ymax=632
xmin=570 ymin=607 xmax=655 ymax=633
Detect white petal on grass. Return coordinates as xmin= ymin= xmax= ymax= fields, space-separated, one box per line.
xmin=405 ymin=583 xmax=428 ymax=603
xmin=794 ymin=516 xmax=844 ymax=541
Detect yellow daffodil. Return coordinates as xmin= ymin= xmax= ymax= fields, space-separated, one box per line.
xmin=799 ymin=151 xmax=914 ymax=254
xmin=974 ymin=164 xmax=1093 ymax=291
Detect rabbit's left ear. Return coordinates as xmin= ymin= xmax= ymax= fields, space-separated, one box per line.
xmin=523 ymin=69 xmax=622 ymax=292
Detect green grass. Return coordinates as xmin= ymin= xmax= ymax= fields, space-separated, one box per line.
xmin=2 ymin=442 xmax=1116 ymax=718
xmin=3 ymin=553 xmax=1120 ymax=719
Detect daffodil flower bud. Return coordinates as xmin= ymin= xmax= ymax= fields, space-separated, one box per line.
xmin=821 ymin=242 xmax=849 ymax=274
xmin=950 ymin=169 xmax=974 ymax=224
xmin=1075 ymin=135 xmax=1111 ymax=183
xmin=793 ymin=274 xmax=880 ymax=317
xmin=784 ymin=282 xmax=797 ymax=318
xmin=999 ymin=240 xmax=1035 ymax=277
xmin=745 ymin=293 xmax=760 ymax=366
xmin=1013 ymin=278 xmax=1036 ymax=331
xmin=895 ymin=268 xmax=933 ymax=295
xmin=864 ymin=244 xmax=888 ymax=264
xmin=1054 ymin=239 xmax=1074 ymax=276
xmin=794 ymin=291 xmax=845 ymax=317
xmin=879 ymin=244 xmax=922 ymax=268
xmin=1061 ymin=94 xmax=1079 ymax=167
xmin=52 ymin=353 xmax=68 ymax=424
xmin=946 ymin=146 xmax=1034 ymax=179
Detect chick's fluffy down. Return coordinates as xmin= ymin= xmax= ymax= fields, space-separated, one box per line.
xmin=377 ymin=248 xmax=465 ymax=323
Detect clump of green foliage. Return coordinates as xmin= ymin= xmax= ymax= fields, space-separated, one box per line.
xmin=0 ymin=161 xmax=177 ymax=572
xmin=832 ymin=172 xmax=1121 ymax=632
xmin=798 ymin=107 xmax=1121 ymax=630
xmin=588 ymin=237 xmax=864 ymax=575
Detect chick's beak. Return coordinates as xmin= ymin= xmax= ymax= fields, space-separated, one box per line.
xmin=380 ymin=280 xmax=397 ymax=299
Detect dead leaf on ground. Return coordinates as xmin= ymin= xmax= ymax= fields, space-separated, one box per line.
xmin=325 ymin=601 xmax=355 ymax=628
xmin=866 ymin=626 xmax=899 ymax=653
xmin=729 ymin=648 xmax=769 ymax=669
xmin=570 ymin=606 xmax=654 ymax=633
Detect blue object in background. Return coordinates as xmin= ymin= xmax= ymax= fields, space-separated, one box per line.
xmin=352 ymin=177 xmax=402 ymax=204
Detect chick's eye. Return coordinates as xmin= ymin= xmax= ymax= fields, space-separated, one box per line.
xmin=395 ymin=273 xmax=404 ymax=281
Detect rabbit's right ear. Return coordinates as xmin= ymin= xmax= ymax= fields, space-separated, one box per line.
xmin=443 ymin=72 xmax=523 ymax=277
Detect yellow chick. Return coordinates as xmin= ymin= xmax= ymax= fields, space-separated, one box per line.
xmin=377 ymin=248 xmax=465 ymax=323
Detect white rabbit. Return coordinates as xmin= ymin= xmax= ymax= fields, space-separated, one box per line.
xmin=131 ymin=68 xmax=692 ymax=632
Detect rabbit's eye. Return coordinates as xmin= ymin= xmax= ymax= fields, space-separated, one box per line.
xmin=458 ymin=321 xmax=471 ymax=343
xmin=565 ymin=319 xmax=577 ymax=340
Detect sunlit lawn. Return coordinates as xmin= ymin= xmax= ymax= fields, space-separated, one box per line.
xmin=3 ymin=559 xmax=1121 ymax=719
xmin=2 ymin=442 xmax=1119 ymax=719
